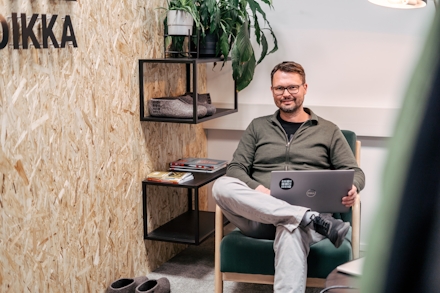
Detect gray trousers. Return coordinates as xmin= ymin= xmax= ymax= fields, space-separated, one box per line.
xmin=212 ymin=176 xmax=326 ymax=293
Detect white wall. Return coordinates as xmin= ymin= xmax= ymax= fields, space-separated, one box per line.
xmin=202 ymin=0 xmax=436 ymax=250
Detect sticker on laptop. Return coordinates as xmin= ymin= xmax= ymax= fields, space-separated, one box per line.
xmin=279 ymin=178 xmax=294 ymax=190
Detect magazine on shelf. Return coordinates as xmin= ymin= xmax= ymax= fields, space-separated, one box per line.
xmin=170 ymin=158 xmax=228 ymax=170
xmin=146 ymin=171 xmax=194 ymax=184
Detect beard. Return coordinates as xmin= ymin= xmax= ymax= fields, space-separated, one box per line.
xmin=278 ymin=97 xmax=303 ymax=114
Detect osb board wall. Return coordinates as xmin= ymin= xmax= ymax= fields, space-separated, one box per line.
xmin=0 ymin=0 xmax=209 ymax=292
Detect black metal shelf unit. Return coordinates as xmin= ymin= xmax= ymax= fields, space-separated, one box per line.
xmin=142 ymin=168 xmax=228 ymax=245
xmin=139 ymin=57 xmax=238 ymax=124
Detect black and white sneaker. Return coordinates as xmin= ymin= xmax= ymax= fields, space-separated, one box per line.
xmin=312 ymin=215 xmax=350 ymax=248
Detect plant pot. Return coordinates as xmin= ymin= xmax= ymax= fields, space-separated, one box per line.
xmin=167 ymin=10 xmax=193 ymax=35
xmin=191 ymin=33 xmax=219 ymax=57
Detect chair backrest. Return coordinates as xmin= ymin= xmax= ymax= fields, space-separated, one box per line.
xmin=341 ymin=129 xmax=357 ymax=154
xmin=333 ymin=130 xmax=359 ymax=224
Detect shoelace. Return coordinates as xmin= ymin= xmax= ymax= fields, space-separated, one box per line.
xmin=313 ymin=216 xmax=330 ymax=235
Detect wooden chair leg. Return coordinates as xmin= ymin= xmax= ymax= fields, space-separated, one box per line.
xmin=215 ymin=205 xmax=224 ymax=293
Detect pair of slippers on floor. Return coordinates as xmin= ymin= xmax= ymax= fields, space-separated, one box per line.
xmin=107 ymin=276 xmax=170 ymax=293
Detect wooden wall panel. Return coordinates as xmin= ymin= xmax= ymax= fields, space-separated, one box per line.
xmin=0 ymin=0 xmax=208 ymax=292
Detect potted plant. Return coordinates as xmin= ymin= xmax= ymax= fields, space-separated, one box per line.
xmin=196 ymin=0 xmax=278 ymax=91
xmin=161 ymin=0 xmax=278 ymax=91
xmin=159 ymin=0 xmax=204 ymax=57
xmin=162 ymin=0 xmax=202 ymax=35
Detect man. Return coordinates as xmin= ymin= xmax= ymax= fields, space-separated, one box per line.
xmin=212 ymin=61 xmax=365 ymax=293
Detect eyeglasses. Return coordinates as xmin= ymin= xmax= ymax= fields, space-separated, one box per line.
xmin=272 ymin=84 xmax=303 ymax=95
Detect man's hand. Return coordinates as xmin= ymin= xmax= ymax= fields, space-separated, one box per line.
xmin=255 ymin=185 xmax=271 ymax=195
xmin=342 ymin=185 xmax=358 ymax=207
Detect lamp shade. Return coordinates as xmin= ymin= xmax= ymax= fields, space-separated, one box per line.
xmin=368 ymin=0 xmax=427 ymax=8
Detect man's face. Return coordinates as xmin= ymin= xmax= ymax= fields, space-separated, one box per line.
xmin=271 ymin=71 xmax=308 ymax=114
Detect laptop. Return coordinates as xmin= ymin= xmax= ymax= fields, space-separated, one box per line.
xmin=337 ymin=257 xmax=365 ymax=276
xmin=270 ymin=170 xmax=354 ymax=213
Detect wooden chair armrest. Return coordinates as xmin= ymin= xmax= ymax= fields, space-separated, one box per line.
xmin=351 ymin=194 xmax=361 ymax=259
xmin=355 ymin=141 xmax=361 ymax=167
xmin=351 ymin=139 xmax=362 ymax=259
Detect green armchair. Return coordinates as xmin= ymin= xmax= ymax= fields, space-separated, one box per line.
xmin=214 ymin=130 xmax=361 ymax=292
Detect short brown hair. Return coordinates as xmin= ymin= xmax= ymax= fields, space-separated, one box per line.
xmin=270 ymin=61 xmax=306 ymax=85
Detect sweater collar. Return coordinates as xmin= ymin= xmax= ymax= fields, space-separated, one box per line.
xmin=271 ymin=107 xmax=319 ymax=125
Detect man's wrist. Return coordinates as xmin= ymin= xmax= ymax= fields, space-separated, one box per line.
xmin=248 ymin=181 xmax=260 ymax=190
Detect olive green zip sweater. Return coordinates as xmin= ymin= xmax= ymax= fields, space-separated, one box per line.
xmin=226 ymin=108 xmax=365 ymax=192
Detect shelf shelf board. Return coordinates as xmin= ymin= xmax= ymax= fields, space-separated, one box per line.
xmin=140 ymin=108 xmax=237 ymax=124
xmin=145 ymin=210 xmax=229 ymax=245
xmin=139 ymin=57 xmax=230 ymax=64
xmin=143 ymin=167 xmax=226 ymax=187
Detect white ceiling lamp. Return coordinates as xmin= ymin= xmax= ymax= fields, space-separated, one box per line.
xmin=368 ymin=0 xmax=428 ymax=9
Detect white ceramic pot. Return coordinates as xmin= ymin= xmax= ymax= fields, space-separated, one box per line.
xmin=167 ymin=10 xmax=194 ymax=35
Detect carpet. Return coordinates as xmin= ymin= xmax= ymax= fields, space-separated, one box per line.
xmin=146 ymin=224 xmax=322 ymax=293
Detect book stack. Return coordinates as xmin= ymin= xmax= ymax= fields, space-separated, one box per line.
xmin=169 ymin=157 xmax=228 ymax=173
xmin=146 ymin=171 xmax=194 ymax=184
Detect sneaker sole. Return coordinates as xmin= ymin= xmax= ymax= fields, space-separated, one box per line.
xmin=334 ymin=222 xmax=350 ymax=248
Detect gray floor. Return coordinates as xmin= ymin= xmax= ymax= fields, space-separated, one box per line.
xmin=147 ymin=224 xmax=322 ymax=293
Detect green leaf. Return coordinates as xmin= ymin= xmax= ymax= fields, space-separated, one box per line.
xmin=267 ymin=27 xmax=278 ymax=54
xmin=233 ymin=22 xmax=253 ymax=63
xmin=248 ymin=0 xmax=267 ymax=21
xmin=247 ymin=0 xmax=278 ymax=57
xmin=257 ymin=31 xmax=268 ymax=64
xmin=253 ymin=14 xmax=261 ymax=45
xmin=231 ymin=22 xmax=257 ymax=91
xmin=236 ymin=54 xmax=257 ymax=91
xmin=206 ymin=0 xmax=217 ymax=14
xmin=218 ymin=31 xmax=230 ymax=59
xmin=257 ymin=0 xmax=273 ymax=7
